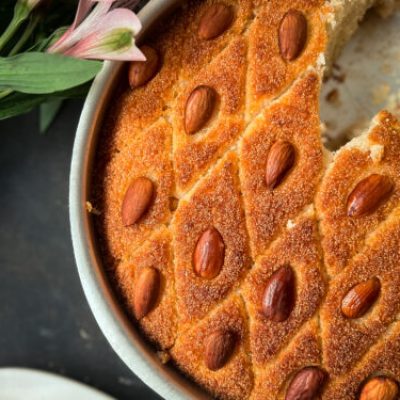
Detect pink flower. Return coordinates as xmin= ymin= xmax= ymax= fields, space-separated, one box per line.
xmin=48 ymin=0 xmax=144 ymax=61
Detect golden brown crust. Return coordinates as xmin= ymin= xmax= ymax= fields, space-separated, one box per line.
xmin=173 ymin=38 xmax=248 ymax=194
xmin=240 ymin=71 xmax=324 ymax=258
xmin=91 ymin=0 xmax=400 ymax=398
xmin=242 ymin=215 xmax=325 ymax=366
xmin=321 ymin=207 xmax=400 ymax=377
xmin=115 ymin=227 xmax=177 ymax=349
xmin=93 ymin=119 xmax=174 ymax=263
xmin=324 ymin=321 xmax=400 ymax=400
xmin=246 ymin=0 xmax=327 ymax=120
xmin=316 ymin=111 xmax=400 ymax=275
xmin=170 ymin=295 xmax=254 ymax=400
xmin=173 ymin=152 xmax=251 ymax=325
xmin=176 ymin=0 xmax=254 ymax=81
xmin=111 ymin=12 xmax=184 ymax=143
xmin=251 ymin=319 xmax=322 ymax=400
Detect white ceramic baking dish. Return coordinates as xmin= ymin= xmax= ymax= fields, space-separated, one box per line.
xmin=69 ymin=1 xmax=211 ymax=399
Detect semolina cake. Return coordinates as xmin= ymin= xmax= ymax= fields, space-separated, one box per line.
xmin=91 ymin=0 xmax=400 ymax=398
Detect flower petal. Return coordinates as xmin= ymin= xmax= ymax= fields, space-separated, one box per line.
xmin=73 ymin=0 xmax=94 ymax=28
xmin=63 ymin=9 xmax=143 ymax=60
xmin=65 ymin=36 xmax=145 ymax=60
xmin=48 ymin=1 xmax=112 ymax=54
xmin=47 ymin=0 xmax=93 ymax=53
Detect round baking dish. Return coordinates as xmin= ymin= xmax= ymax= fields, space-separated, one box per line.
xmin=69 ymin=1 xmax=210 ymax=399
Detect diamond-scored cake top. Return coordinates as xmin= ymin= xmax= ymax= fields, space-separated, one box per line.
xmin=91 ymin=1 xmax=400 ymax=399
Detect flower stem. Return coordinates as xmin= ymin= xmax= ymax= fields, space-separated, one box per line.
xmin=0 ymin=2 xmax=30 ymax=53
xmin=9 ymin=15 xmax=39 ymax=56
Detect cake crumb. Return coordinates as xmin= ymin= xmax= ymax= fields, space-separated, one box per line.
xmin=157 ymin=350 xmax=171 ymax=364
xmin=326 ymin=89 xmax=339 ymax=104
xmin=316 ymin=53 xmax=326 ymax=69
xmin=369 ymin=144 xmax=384 ymax=163
xmin=304 ymin=204 xmax=316 ymax=218
xmin=86 ymin=201 xmax=101 ymax=215
xmin=287 ymin=220 xmax=296 ymax=229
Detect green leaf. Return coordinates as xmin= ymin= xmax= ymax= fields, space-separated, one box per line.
xmin=39 ymin=98 xmax=64 ymax=134
xmin=0 ymin=82 xmax=91 ymax=120
xmin=0 ymin=91 xmax=45 ymax=119
xmin=0 ymin=52 xmax=102 ymax=94
xmin=51 ymin=82 xmax=92 ymax=98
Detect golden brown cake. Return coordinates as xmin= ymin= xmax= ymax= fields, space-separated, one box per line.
xmin=91 ymin=1 xmax=400 ymax=398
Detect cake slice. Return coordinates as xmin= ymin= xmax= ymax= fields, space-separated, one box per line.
xmin=172 ymin=152 xmax=251 ymax=326
xmin=316 ymin=111 xmax=400 ymax=275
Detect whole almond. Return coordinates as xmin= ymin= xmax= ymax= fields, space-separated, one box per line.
xmin=204 ymin=329 xmax=236 ymax=371
xmin=121 ymin=177 xmax=154 ymax=226
xmin=198 ymin=3 xmax=234 ymax=40
xmin=347 ymin=174 xmax=393 ymax=217
xmin=193 ymin=227 xmax=225 ymax=279
xmin=265 ymin=141 xmax=296 ymax=189
xmin=129 ymin=45 xmax=160 ymax=89
xmin=185 ymin=85 xmax=216 ymax=135
xmin=279 ymin=10 xmax=308 ymax=61
xmin=341 ymin=277 xmax=381 ymax=319
xmin=133 ymin=267 xmax=160 ymax=320
xmin=285 ymin=367 xmax=327 ymax=400
xmin=360 ymin=376 xmax=399 ymax=400
xmin=262 ymin=265 xmax=295 ymax=322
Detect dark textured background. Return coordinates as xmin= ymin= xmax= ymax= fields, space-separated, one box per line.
xmin=0 ymin=100 xmax=161 ymax=399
